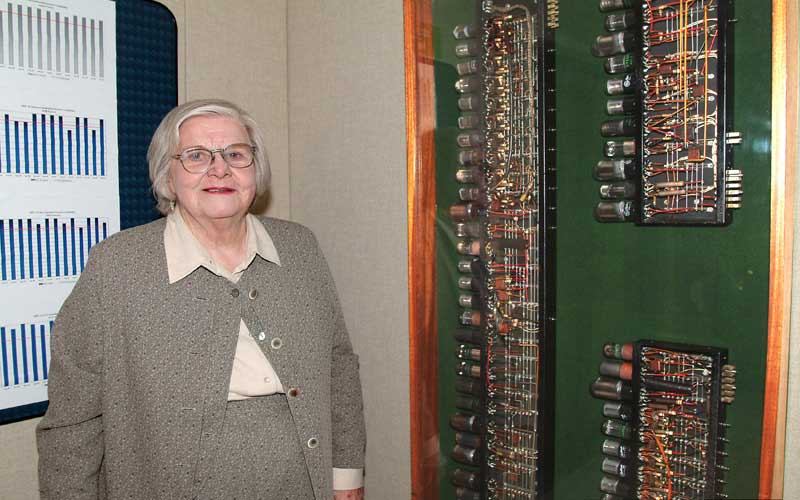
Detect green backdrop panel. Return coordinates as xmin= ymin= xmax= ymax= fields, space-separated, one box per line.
xmin=430 ymin=1 xmax=771 ymax=499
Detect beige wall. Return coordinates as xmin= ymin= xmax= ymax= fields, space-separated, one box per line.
xmin=0 ymin=1 xmax=409 ymax=498
xmin=287 ymin=2 xmax=410 ymax=497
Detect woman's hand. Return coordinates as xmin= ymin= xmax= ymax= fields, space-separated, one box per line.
xmin=333 ymin=487 xmax=364 ymax=500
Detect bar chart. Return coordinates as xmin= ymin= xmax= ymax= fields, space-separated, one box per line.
xmin=0 ymin=320 xmax=51 ymax=388
xmin=0 ymin=2 xmax=105 ymax=79
xmin=0 ymin=216 xmax=108 ymax=282
xmin=0 ymin=110 xmax=106 ymax=177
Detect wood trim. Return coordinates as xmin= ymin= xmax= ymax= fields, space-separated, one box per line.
xmin=760 ymin=0 xmax=797 ymax=497
xmin=404 ymin=0 xmax=439 ymax=498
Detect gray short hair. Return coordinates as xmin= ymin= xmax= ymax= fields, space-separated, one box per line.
xmin=147 ymin=99 xmax=271 ymax=215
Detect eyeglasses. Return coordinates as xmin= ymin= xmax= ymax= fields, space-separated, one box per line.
xmin=172 ymin=143 xmax=256 ymax=174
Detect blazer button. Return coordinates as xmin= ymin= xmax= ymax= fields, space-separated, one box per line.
xmin=288 ymin=387 xmax=300 ymax=398
xmin=307 ymin=437 xmax=319 ymax=449
xmin=270 ymin=337 xmax=283 ymax=350
xmin=230 ymin=288 xmax=240 ymax=298
xmin=248 ymin=289 xmax=258 ymax=300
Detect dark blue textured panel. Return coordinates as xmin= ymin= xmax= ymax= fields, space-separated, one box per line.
xmin=117 ymin=0 xmax=177 ymax=229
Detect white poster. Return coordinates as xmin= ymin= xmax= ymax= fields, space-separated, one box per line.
xmin=0 ymin=0 xmax=118 ymax=414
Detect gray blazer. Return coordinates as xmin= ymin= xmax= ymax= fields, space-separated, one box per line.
xmin=36 ymin=217 xmax=366 ymax=499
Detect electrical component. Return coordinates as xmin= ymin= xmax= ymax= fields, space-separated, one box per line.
xmin=448 ymin=1 xmax=557 ymax=498
xmin=590 ymin=340 xmax=736 ymax=499
xmin=591 ymin=0 xmax=742 ymax=225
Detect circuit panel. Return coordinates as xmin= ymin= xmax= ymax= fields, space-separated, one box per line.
xmin=448 ymin=1 xmax=557 ymax=498
xmin=591 ymin=0 xmax=741 ymax=225
xmin=590 ymin=341 xmax=736 ymax=499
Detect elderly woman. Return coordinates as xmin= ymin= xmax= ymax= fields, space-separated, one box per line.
xmin=36 ymin=99 xmax=366 ymax=499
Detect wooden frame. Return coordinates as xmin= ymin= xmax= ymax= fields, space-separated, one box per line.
xmin=405 ymin=1 xmax=797 ymax=497
xmin=760 ymin=0 xmax=798 ymax=498
xmin=405 ymin=0 xmax=439 ymax=498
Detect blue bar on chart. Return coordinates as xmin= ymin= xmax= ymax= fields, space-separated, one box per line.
xmin=0 ymin=320 xmax=53 ymax=388
xmin=0 ymin=217 xmax=109 ymax=282
xmin=0 ymin=111 xmax=107 ymax=178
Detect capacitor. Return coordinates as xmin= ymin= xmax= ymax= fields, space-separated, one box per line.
xmin=455 ymin=76 xmax=480 ymax=94
xmin=457 ymin=275 xmax=481 ymax=291
xmin=455 ymin=377 xmax=482 ymax=396
xmin=599 ymin=0 xmax=633 ymax=12
xmin=459 ymin=310 xmax=481 ymax=326
xmin=605 ymin=54 xmax=635 ymax=74
xmin=606 ymin=96 xmax=638 ymax=115
xmin=449 ymin=202 xmax=481 ymax=222
xmin=593 ymin=159 xmax=636 ymax=181
xmin=599 ymin=359 xmax=634 ymax=380
xmin=453 ymin=327 xmax=482 ymax=345
xmin=457 ymin=258 xmax=482 ymax=274
xmin=594 ymin=201 xmax=634 ymax=222
xmin=458 ymin=187 xmax=484 ymax=203
xmin=456 ymin=167 xmax=483 ymax=184
xmin=454 ymin=486 xmax=481 ymax=500
xmin=456 ymin=59 xmax=479 ymax=76
xmin=603 ymin=342 xmax=634 ymax=360
xmin=458 ymin=113 xmax=480 ymax=130
xmin=454 ymin=40 xmax=479 ymax=57
xmin=600 ymin=475 xmax=631 ymax=496
xmin=603 ymin=140 xmax=636 ymax=158
xmin=602 ymin=419 xmax=632 ymax=440
xmin=450 ymin=412 xmax=481 ymax=433
xmin=591 ymin=31 xmax=636 ymax=57
xmin=458 ymin=293 xmax=481 ymax=309
xmin=456 ymin=239 xmax=481 ymax=256
xmin=455 ymin=394 xmax=481 ymax=412
xmin=605 ymin=11 xmax=637 ymax=31
xmin=602 ymin=457 xmax=630 ymax=478
xmin=457 ymin=130 xmax=483 ymax=146
xmin=455 ymin=222 xmax=483 ymax=239
xmin=602 ymin=438 xmax=634 ymax=459
xmin=450 ymin=468 xmax=481 ymax=490
xmin=455 ymin=431 xmax=481 ymax=449
xmin=606 ymin=73 xmax=636 ymax=95
xmin=600 ymin=118 xmax=638 ymax=137
xmin=591 ymin=377 xmax=632 ymax=401
xmin=458 ymin=148 xmax=484 ymax=166
xmin=456 ymin=344 xmax=481 ymax=361
xmin=451 ymin=444 xmax=480 ymax=466
xmin=452 ymin=24 xmax=478 ymax=40
xmin=602 ymin=402 xmax=633 ymax=422
xmin=599 ymin=182 xmax=636 ymax=201
xmin=456 ymin=361 xmax=481 ymax=378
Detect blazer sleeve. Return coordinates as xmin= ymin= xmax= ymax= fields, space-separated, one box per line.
xmin=312 ymin=235 xmax=366 ymax=470
xmin=36 ymin=243 xmax=109 ymax=499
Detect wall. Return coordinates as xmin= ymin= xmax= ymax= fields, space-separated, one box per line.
xmin=286 ymin=2 xmax=410 ymax=497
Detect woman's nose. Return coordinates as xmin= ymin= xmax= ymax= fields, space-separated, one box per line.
xmin=206 ymin=153 xmax=230 ymax=176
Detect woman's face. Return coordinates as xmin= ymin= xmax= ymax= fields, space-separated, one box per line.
xmin=169 ymin=115 xmax=257 ymax=227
